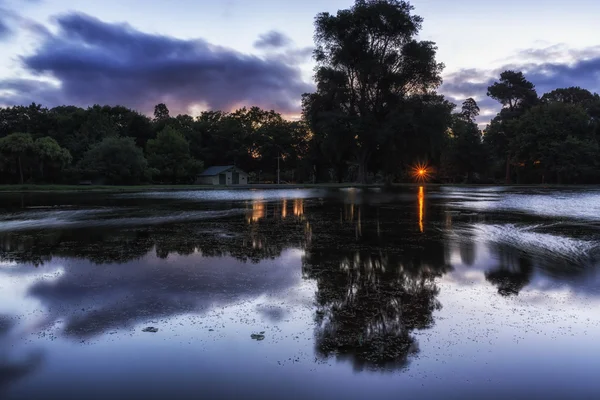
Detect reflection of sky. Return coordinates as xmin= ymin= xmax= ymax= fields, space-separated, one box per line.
xmin=443 ymin=224 xmax=600 ymax=298
xmin=2 ymin=188 xmax=600 ymax=398
xmin=444 ymin=186 xmax=600 ymax=222
xmin=12 ymin=249 xmax=303 ymax=338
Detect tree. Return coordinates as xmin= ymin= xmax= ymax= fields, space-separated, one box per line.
xmin=305 ymin=0 xmax=445 ymax=183
xmin=486 ymin=70 xmax=538 ymax=182
xmin=541 ymin=87 xmax=597 ymax=105
xmin=33 ymin=137 xmax=72 ymax=182
xmin=381 ymin=93 xmax=454 ymax=180
xmin=124 ymin=111 xmax=154 ymax=149
xmin=79 ymin=137 xmax=150 ymax=185
xmin=0 ymin=133 xmax=34 ymax=184
xmin=64 ymin=106 xmax=119 ymax=162
xmin=487 ymin=70 xmax=538 ymax=112
xmin=146 ymin=126 xmax=202 ymax=184
xmin=461 ymin=97 xmax=480 ymax=122
xmin=441 ymin=105 xmax=484 ymax=183
xmin=512 ymin=102 xmax=597 ymax=183
xmin=0 ymin=103 xmax=52 ymax=139
xmin=153 ymin=103 xmax=170 ymax=121
xmin=302 ymin=91 xmax=356 ymax=182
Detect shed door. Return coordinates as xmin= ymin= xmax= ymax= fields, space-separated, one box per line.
xmin=232 ymin=172 xmax=240 ymax=184
xmin=219 ymin=174 xmax=226 ymax=184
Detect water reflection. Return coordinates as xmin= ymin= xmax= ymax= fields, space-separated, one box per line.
xmin=25 ymin=252 xmax=301 ymax=339
xmin=0 ymin=315 xmax=43 ymax=396
xmin=302 ymin=199 xmax=450 ymax=370
xmin=0 ymin=187 xmax=600 ymax=385
xmin=293 ymin=199 xmax=304 ymax=218
xmin=304 ymin=249 xmax=448 ymax=370
xmin=246 ymin=198 xmax=305 ymax=224
xmin=418 ymin=186 xmax=424 ymax=233
xmin=485 ymin=246 xmax=534 ymax=296
xmin=247 ymin=199 xmax=266 ymax=223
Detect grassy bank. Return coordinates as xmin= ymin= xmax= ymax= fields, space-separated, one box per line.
xmin=0 ymin=183 xmax=388 ymax=193
xmin=1 ymin=182 xmax=581 ymax=193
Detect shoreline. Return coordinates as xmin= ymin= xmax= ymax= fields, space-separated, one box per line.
xmin=0 ymin=183 xmax=596 ymax=193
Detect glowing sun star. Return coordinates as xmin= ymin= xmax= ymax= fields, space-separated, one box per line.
xmin=412 ymin=163 xmax=431 ymax=182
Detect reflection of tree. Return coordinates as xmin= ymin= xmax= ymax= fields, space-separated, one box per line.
xmin=459 ymin=236 xmax=476 ymax=266
xmin=485 ymin=246 xmax=534 ymax=296
xmin=303 ymin=235 xmax=450 ymax=370
xmin=0 ymin=229 xmax=153 ymax=266
xmin=0 ymin=214 xmax=311 ymax=266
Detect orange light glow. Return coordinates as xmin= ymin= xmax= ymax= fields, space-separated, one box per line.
xmin=247 ymin=200 xmax=265 ymax=223
xmin=249 ymin=149 xmax=261 ymax=159
xmin=418 ymin=186 xmax=424 ymax=233
xmin=293 ymin=199 xmax=304 ymax=217
xmin=412 ymin=163 xmax=431 ymax=182
xmin=281 ymin=199 xmax=287 ymax=219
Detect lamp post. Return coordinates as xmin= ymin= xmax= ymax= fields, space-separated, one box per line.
xmin=277 ymin=154 xmax=281 ymax=185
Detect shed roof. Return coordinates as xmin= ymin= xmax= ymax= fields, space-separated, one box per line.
xmin=199 ymin=165 xmax=246 ymax=176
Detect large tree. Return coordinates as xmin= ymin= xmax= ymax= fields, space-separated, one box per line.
xmin=79 ymin=137 xmax=150 ymax=185
xmin=485 ymin=70 xmax=538 ymax=182
xmin=512 ymin=102 xmax=598 ymax=183
xmin=33 ymin=137 xmax=72 ymax=182
xmin=0 ymin=133 xmax=34 ymax=184
xmin=146 ymin=126 xmax=202 ymax=184
xmin=441 ymin=99 xmax=484 ymax=182
xmin=304 ymin=0 xmax=445 ymax=183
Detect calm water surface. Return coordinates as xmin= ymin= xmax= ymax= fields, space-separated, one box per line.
xmin=1 ymin=186 xmax=599 ymax=400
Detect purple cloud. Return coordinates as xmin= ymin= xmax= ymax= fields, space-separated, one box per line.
xmin=441 ymin=45 xmax=600 ymax=126
xmin=0 ymin=13 xmax=314 ymax=115
xmin=254 ymin=30 xmax=293 ymax=49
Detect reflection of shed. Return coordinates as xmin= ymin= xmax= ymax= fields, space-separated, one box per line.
xmin=196 ymin=165 xmax=249 ymax=185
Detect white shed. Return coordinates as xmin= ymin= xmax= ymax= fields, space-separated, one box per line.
xmin=196 ymin=165 xmax=249 ymax=185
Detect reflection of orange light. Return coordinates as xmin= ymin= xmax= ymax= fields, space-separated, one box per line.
xmin=412 ymin=163 xmax=431 ymax=182
xmin=281 ymin=199 xmax=287 ymax=219
xmin=247 ymin=200 xmax=265 ymax=223
xmin=418 ymin=186 xmax=424 ymax=233
xmin=293 ymin=199 xmax=304 ymax=217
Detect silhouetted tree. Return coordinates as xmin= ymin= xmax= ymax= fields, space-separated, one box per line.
xmin=485 ymin=71 xmax=538 ymax=182
xmin=79 ymin=136 xmax=150 ymax=184
xmin=304 ymin=0 xmax=446 ymax=183
xmin=461 ymin=97 xmax=480 ymax=122
xmin=440 ymin=99 xmax=484 ymax=182
xmin=146 ymin=126 xmax=202 ymax=184
xmin=153 ymin=103 xmax=170 ymax=121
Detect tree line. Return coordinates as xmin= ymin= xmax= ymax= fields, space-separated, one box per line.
xmin=1 ymin=0 xmax=599 ymax=185
xmin=0 ymin=104 xmax=312 ymax=184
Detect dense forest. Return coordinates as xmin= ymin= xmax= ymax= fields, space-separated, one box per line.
xmin=1 ymin=0 xmax=599 ymax=185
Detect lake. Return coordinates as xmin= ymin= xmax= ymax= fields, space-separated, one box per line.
xmin=1 ymin=186 xmax=599 ymax=400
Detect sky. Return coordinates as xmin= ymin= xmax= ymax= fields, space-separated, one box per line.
xmin=1 ymin=0 xmax=600 ymax=124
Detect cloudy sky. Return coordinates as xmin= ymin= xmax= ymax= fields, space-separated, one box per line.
xmin=1 ymin=0 xmax=600 ymax=124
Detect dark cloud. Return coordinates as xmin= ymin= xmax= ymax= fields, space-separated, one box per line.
xmin=441 ymin=45 xmax=600 ymax=126
xmin=276 ymin=46 xmax=314 ymax=65
xmin=0 ymin=1 xmax=14 ymax=39
xmin=0 ymin=78 xmax=64 ymax=105
xmin=0 ymin=13 xmax=313 ymax=115
xmin=254 ymin=30 xmax=293 ymax=49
